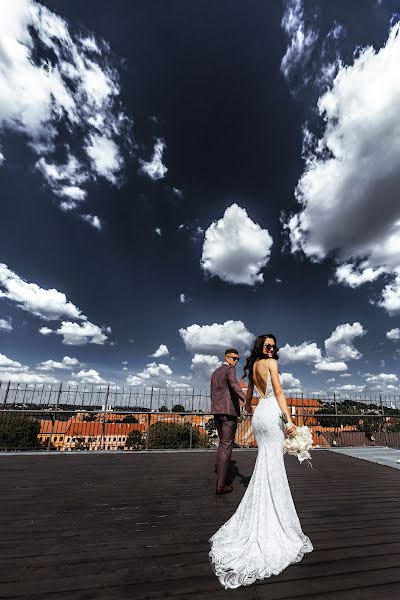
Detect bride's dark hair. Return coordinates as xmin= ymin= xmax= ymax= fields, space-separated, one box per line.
xmin=243 ymin=334 xmax=279 ymax=388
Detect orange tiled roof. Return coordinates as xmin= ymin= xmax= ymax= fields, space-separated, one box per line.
xmin=40 ymin=420 xmax=140 ymax=436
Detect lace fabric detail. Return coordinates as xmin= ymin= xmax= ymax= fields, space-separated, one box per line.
xmin=209 ymin=384 xmax=313 ymax=589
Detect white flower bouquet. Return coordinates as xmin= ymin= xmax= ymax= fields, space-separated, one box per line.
xmin=279 ymin=413 xmax=313 ymax=466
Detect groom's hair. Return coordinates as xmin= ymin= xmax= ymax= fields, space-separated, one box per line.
xmin=225 ymin=348 xmax=239 ymax=356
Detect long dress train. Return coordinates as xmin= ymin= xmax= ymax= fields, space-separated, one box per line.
xmin=209 ymin=377 xmax=313 ymax=589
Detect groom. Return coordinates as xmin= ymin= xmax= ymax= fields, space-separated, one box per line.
xmin=211 ymin=349 xmax=247 ymax=495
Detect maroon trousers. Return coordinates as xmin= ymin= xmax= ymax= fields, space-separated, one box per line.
xmin=214 ymin=414 xmax=238 ymax=487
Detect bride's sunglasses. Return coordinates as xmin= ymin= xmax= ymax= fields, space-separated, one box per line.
xmin=263 ymin=344 xmax=276 ymax=351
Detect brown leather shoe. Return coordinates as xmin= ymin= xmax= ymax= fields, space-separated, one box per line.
xmin=216 ymin=484 xmax=233 ymax=495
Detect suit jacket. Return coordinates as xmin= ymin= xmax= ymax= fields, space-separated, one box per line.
xmin=210 ymin=363 xmax=247 ymax=417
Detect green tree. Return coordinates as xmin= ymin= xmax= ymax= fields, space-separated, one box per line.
xmin=121 ymin=415 xmax=139 ymax=423
xmin=0 ymin=414 xmax=40 ymax=450
xmin=171 ymin=404 xmax=186 ymax=413
xmin=314 ymin=399 xmax=389 ymax=431
xmin=126 ymin=429 xmax=144 ymax=449
xmin=159 ymin=405 xmax=169 ymax=412
xmin=147 ymin=422 xmax=209 ymax=449
xmin=386 ymin=421 xmax=400 ymax=432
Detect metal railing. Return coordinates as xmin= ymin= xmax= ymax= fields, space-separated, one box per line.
xmin=1 ymin=380 xmax=400 ymax=451
xmin=0 ymin=409 xmax=399 ymax=452
xmin=0 ymin=381 xmax=211 ymax=412
xmin=2 ymin=380 xmax=400 ymax=412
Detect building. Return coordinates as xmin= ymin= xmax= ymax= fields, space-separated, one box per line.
xmin=39 ymin=419 xmax=143 ymax=450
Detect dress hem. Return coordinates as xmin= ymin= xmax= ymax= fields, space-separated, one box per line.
xmin=208 ymin=536 xmax=313 ymax=590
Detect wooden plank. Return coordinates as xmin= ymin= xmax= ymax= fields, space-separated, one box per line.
xmin=0 ymin=451 xmax=400 ymax=599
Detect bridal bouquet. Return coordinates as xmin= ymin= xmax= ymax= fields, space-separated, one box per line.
xmin=279 ymin=413 xmax=313 ymax=466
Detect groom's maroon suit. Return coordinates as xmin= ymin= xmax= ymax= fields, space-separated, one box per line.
xmin=211 ymin=363 xmax=247 ymax=488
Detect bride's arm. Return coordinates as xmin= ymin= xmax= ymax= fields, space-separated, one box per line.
xmin=269 ymin=359 xmax=296 ymax=435
xmin=245 ymin=383 xmax=253 ymax=414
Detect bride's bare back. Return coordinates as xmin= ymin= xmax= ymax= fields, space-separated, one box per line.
xmin=253 ymin=358 xmax=283 ymax=398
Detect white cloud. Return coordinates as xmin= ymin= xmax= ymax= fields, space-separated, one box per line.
xmin=0 ymin=263 xmax=83 ymax=321
xmin=364 ymin=371 xmax=400 ymax=392
xmin=334 ymin=384 xmax=365 ymax=393
xmin=191 ymin=354 xmax=221 ymax=382
xmin=121 ymin=360 xmax=128 ymax=365
xmin=62 ymin=356 xmax=80 ymax=367
xmin=60 ymin=186 xmax=87 ymax=202
xmin=36 ymin=155 xmax=88 ymax=210
xmin=85 ymin=134 xmax=123 ymax=183
xmin=314 ymin=360 xmax=348 ymax=372
xmin=324 ymin=322 xmax=365 ymax=361
xmin=0 ymin=0 xmax=132 ymax=216
xmin=327 ymin=377 xmax=335 ymax=383
xmin=201 ymin=204 xmax=273 ymax=285
xmin=37 ymin=356 xmax=80 ymax=371
xmin=137 ymin=362 xmax=172 ymax=380
xmin=139 ymin=138 xmax=167 ymax=180
xmin=55 ymin=321 xmax=109 ymax=345
xmin=285 ymin=23 xmax=400 ymax=314
xmin=75 ymin=369 xmax=107 ymax=385
xmin=39 ymin=327 xmax=53 ymax=335
xmin=0 ymin=353 xmax=24 ymax=370
xmin=281 ymin=372 xmax=302 ymax=393
xmin=280 ymin=0 xmax=318 ymax=83
xmin=0 ymin=264 xmax=109 ymax=343
xmin=180 ymin=293 xmax=186 ymax=303
xmin=335 ymin=264 xmax=385 ymax=288
xmin=279 ymin=341 xmax=322 ymax=364
xmin=0 ymin=318 xmax=12 ymax=332
xmin=172 ymin=187 xmax=183 ymax=198
xmin=126 ymin=361 xmax=173 ymax=388
xmin=387 ymin=328 xmax=400 ymax=340
xmin=155 ymin=227 xmax=162 ymax=236
xmin=165 ymin=380 xmax=192 ymax=390
xmin=281 ymin=1 xmax=344 ymax=94
xmin=150 ymin=344 xmax=169 ymax=358
xmin=125 ymin=361 xmax=191 ymax=390
xmin=126 ymin=375 xmax=143 ymax=386
xmin=80 ymin=214 xmax=102 ymax=230
xmin=365 ymin=372 xmax=398 ymax=384
xmin=378 ymin=271 xmax=400 ymax=315
xmin=0 ymin=371 xmax=58 ymax=384
xmin=179 ymin=320 xmax=254 ymax=355
xmin=0 ymin=353 xmax=59 ymax=383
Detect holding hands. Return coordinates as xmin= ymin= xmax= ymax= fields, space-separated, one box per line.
xmin=244 ymin=401 xmax=253 ymax=415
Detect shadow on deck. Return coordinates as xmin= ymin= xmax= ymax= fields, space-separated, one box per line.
xmin=1 ymin=450 xmax=400 ymax=599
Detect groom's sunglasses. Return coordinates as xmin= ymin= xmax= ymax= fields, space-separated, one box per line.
xmin=263 ymin=344 xmax=276 ymax=351
xmin=227 ymin=355 xmax=239 ymax=361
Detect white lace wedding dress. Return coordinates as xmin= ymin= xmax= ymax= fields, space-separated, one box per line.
xmin=209 ymin=375 xmax=313 ymax=589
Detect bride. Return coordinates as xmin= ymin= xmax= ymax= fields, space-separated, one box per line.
xmin=209 ymin=334 xmax=313 ymax=589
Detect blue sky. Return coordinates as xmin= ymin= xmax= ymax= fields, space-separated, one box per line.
xmin=1 ymin=0 xmax=400 ymax=395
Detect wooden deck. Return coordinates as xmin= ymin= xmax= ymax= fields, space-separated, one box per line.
xmin=1 ymin=450 xmax=400 ymax=599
